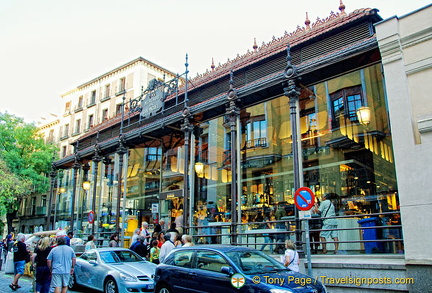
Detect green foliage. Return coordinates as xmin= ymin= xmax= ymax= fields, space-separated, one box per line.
xmin=0 ymin=159 xmax=31 ymax=214
xmin=0 ymin=112 xmax=58 ymax=214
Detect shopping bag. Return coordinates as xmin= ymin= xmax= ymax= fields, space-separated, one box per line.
xmin=5 ymin=252 xmax=14 ymax=274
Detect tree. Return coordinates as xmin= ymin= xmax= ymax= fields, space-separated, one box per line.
xmin=0 ymin=112 xmax=57 ymax=233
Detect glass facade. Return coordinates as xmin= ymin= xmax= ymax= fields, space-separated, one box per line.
xmin=53 ymin=63 xmax=401 ymax=253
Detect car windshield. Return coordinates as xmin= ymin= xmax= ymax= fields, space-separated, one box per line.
xmin=226 ymin=250 xmax=286 ymax=275
xmin=99 ymin=250 xmax=144 ymax=263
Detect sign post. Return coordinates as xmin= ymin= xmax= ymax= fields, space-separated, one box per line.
xmin=294 ymin=187 xmax=315 ymax=277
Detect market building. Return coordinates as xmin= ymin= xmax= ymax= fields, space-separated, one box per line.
xmin=14 ymin=2 xmax=430 ymax=291
xmin=52 ymin=2 xmax=402 ymax=255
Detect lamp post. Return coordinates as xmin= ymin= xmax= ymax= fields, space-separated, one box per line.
xmin=283 ymin=44 xmax=303 ymax=251
xmin=81 ymin=163 xmax=91 ymax=233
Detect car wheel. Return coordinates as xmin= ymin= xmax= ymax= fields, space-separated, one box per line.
xmin=104 ymin=277 xmax=119 ymax=293
xmin=156 ymin=284 xmax=173 ymax=293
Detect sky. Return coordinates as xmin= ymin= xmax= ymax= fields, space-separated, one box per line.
xmin=1 ymin=0 xmax=430 ymax=124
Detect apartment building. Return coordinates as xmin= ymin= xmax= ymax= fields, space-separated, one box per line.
xmin=58 ymin=57 xmax=179 ymax=159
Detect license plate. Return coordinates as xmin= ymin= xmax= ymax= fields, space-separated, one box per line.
xmin=147 ymin=284 xmax=154 ymax=290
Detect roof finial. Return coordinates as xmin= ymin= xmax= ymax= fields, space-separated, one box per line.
xmin=305 ymin=12 xmax=311 ymax=30
xmin=253 ymin=37 xmax=258 ymax=52
xmin=211 ymin=57 xmax=215 ymax=71
xmin=339 ymin=0 xmax=346 ymax=16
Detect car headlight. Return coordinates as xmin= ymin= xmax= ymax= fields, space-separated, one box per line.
xmin=119 ymin=272 xmax=138 ymax=282
xmin=270 ymin=289 xmax=294 ymax=293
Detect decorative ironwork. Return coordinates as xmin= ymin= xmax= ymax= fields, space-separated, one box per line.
xmin=180 ymin=54 xmax=191 ymax=233
xmin=71 ymin=141 xmax=82 ymax=234
xmin=225 ymin=70 xmax=240 ymax=245
xmin=129 ymin=74 xmax=184 ymax=119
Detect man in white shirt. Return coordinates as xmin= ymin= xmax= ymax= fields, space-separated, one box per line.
xmin=159 ymin=233 xmax=175 ymax=263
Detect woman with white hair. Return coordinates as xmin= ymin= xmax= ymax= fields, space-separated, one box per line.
xmin=283 ymin=240 xmax=299 ymax=272
xmin=140 ymin=222 xmax=151 ymax=245
xmin=130 ymin=228 xmax=141 ymax=248
xmin=181 ymin=234 xmax=194 ymax=247
xmin=10 ymin=233 xmax=30 ymax=291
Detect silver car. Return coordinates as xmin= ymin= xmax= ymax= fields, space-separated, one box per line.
xmin=70 ymin=247 xmax=156 ymax=293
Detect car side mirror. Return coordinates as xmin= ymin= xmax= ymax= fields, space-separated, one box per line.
xmin=89 ymin=260 xmax=97 ymax=265
xmin=220 ymin=266 xmax=234 ymax=275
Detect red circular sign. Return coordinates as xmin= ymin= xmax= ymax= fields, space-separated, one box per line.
xmin=88 ymin=211 xmax=95 ymax=224
xmin=294 ymin=187 xmax=315 ymax=211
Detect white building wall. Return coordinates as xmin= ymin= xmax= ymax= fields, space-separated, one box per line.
xmin=376 ymin=4 xmax=432 ymax=265
xmin=56 ymin=58 xmax=177 ymax=159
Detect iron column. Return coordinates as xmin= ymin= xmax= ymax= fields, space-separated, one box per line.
xmin=283 ymin=44 xmax=303 ymax=251
xmin=226 ymin=70 xmax=240 ymax=245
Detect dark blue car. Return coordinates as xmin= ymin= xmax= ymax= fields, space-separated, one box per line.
xmin=154 ymin=245 xmax=326 ymax=293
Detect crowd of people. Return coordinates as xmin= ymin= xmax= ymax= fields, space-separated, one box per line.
xmin=127 ymin=221 xmax=195 ymax=264
xmin=1 ymin=214 xmax=335 ymax=292
xmin=0 ymin=231 xmax=76 ymax=293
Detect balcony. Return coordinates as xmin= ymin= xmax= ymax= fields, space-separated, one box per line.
xmin=246 ymin=137 xmax=267 ymax=149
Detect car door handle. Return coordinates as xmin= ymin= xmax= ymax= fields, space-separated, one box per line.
xmin=187 ymin=272 xmax=197 ymax=278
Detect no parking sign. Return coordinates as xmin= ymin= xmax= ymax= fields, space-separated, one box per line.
xmin=88 ymin=211 xmax=95 ymax=224
xmin=294 ymin=187 xmax=315 ymax=211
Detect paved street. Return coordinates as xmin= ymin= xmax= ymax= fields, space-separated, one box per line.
xmin=0 ymin=269 xmax=98 ymax=293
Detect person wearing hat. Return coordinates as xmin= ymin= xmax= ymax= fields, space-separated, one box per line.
xmin=313 ymin=193 xmax=339 ymax=254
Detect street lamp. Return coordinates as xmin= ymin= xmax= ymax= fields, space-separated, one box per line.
xmin=194 ymin=162 xmax=204 ymax=178
xmin=82 ymin=181 xmax=91 ymax=191
xmin=357 ymin=106 xmax=371 ymax=127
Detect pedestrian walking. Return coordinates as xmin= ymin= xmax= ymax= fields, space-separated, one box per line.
xmin=32 ymin=237 xmax=52 ymax=293
xmin=47 ymin=237 xmax=76 ymax=293
xmin=9 ymin=233 xmax=30 ymax=291
xmin=283 ymin=240 xmax=299 ymax=272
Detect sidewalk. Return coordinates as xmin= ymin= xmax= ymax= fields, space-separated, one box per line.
xmin=0 ymin=270 xmax=34 ymax=292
